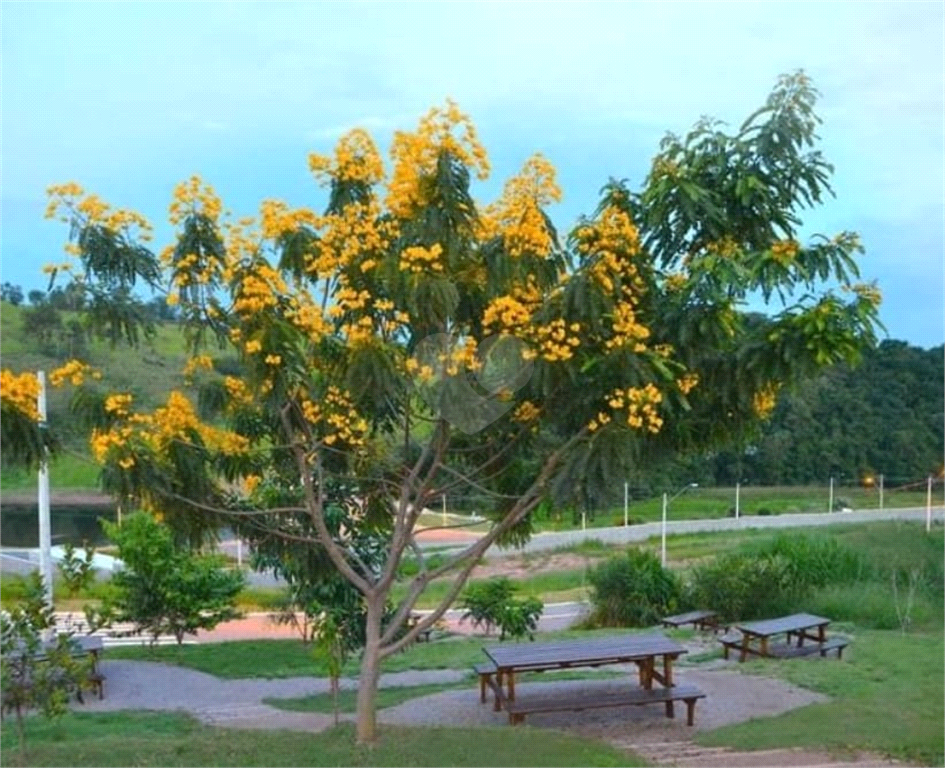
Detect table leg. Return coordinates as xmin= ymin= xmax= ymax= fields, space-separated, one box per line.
xmin=817 ymin=624 xmax=826 ymax=643
xmin=508 ymin=671 xmax=516 ymax=703
xmin=739 ymin=635 xmax=749 ymax=662
xmin=662 ymin=654 xmax=674 ymax=687
xmin=760 ymin=636 xmax=769 ymax=657
xmin=493 ymin=670 xmax=503 ymax=712
xmin=663 ymin=654 xmax=675 ymax=718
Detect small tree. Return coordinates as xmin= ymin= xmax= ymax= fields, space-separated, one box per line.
xmin=0 ymin=573 xmax=92 ymax=757
xmin=103 ymin=513 xmax=245 ymax=644
xmin=459 ymin=578 xmax=544 ymax=640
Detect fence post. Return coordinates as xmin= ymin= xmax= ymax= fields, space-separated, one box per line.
xmin=926 ymin=476 xmax=933 ymax=533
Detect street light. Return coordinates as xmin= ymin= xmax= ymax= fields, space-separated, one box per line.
xmin=661 ymin=483 xmax=698 ymax=566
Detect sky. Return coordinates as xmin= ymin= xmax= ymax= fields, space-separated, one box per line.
xmin=1 ymin=0 xmax=943 ymax=347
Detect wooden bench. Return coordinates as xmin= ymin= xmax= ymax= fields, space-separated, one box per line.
xmin=720 ymin=632 xmax=848 ymax=660
xmin=406 ymin=613 xmax=433 ymax=643
xmin=503 ymin=683 xmax=706 ymax=726
xmin=718 ymin=632 xmax=745 ymax=660
xmin=474 ymin=661 xmax=498 ymax=704
xmin=768 ymin=637 xmax=849 ymax=660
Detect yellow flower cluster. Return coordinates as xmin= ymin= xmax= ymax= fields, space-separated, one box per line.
xmin=341 ymin=316 xmax=376 ymax=347
xmin=285 ymin=299 xmax=333 ymax=343
xmin=676 ymin=373 xmax=699 ymax=395
xmin=328 ymin=286 xmax=372 ymax=317
xmin=512 ymin=400 xmax=541 ymax=424
xmin=482 ymin=295 xmax=534 ymax=335
xmin=590 ymin=384 xmax=664 ymax=434
xmin=846 ymin=282 xmax=882 ymax=307
xmin=399 ymin=243 xmax=444 ymax=274
xmin=169 ymin=175 xmax=223 ymax=225
xmin=308 ymin=128 xmax=386 ymax=186
xmin=183 ymin=355 xmax=215 ymax=377
xmin=49 ymin=360 xmax=100 ymax=387
xmin=310 ymin=202 xmax=398 ymax=279
xmin=705 ymin=237 xmax=740 ymax=259
xmin=232 ymin=263 xmax=288 ymax=318
xmin=151 ymin=391 xmax=249 ymax=455
xmin=0 ymin=370 xmax=40 ymax=421
xmin=45 ymin=183 xmax=153 ymax=242
xmin=224 ymin=376 xmax=255 ymax=406
xmin=433 ymin=337 xmax=481 ymax=376
xmin=90 ymin=425 xmax=135 ymax=465
xmin=243 ymin=474 xmax=262 ymax=495
xmin=752 ymin=382 xmax=780 ymax=419
xmin=531 ymin=320 xmax=581 ymax=362
xmin=605 ymin=301 xmax=651 ymax=352
xmin=575 ymin=205 xmax=642 ymax=293
xmin=480 ymin=154 xmax=561 ymax=258
xmin=104 ymin=393 xmax=133 ymax=416
xmin=404 ymin=357 xmax=436 ymax=383
xmin=769 ymin=239 xmax=800 ymax=265
xmin=300 ymin=387 xmax=368 ymax=447
xmin=259 ymin=200 xmax=320 ymax=241
xmin=386 ymin=100 xmax=490 ymax=219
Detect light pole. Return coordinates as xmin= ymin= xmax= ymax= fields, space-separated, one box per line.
xmin=661 ymin=483 xmax=698 ymax=566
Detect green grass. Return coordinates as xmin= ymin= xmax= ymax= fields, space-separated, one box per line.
xmin=698 ymin=629 xmax=945 ymax=766
xmin=532 ymin=485 xmax=937 ymax=532
xmin=0 ymin=451 xmax=102 ymax=490
xmin=0 ymin=712 xmax=642 ymax=767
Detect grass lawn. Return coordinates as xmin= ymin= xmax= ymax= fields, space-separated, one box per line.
xmin=0 ymin=712 xmax=642 ymax=767
xmin=698 ymin=629 xmax=945 ymax=766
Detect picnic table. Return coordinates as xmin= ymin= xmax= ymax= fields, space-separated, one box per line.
xmin=721 ymin=613 xmax=847 ymax=662
xmin=661 ymin=609 xmax=721 ymax=632
xmin=479 ymin=633 xmax=706 ymax=725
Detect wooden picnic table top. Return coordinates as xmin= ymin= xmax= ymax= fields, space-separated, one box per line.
xmin=662 ymin=610 xmax=717 ymax=626
xmin=483 ymin=633 xmax=687 ymax=670
xmin=736 ymin=613 xmax=831 ymax=638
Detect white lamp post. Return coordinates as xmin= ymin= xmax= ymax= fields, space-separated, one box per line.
xmin=661 ymin=483 xmax=698 ymax=566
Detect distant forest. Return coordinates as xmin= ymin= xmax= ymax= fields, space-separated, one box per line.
xmin=689 ymin=340 xmax=944 ymax=489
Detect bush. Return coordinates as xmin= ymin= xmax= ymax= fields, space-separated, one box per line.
xmin=586 ymin=548 xmax=680 ymax=627
xmin=683 ymin=551 xmax=806 ymax=623
xmin=103 ymin=513 xmax=245 ymax=644
xmin=745 ymin=533 xmax=869 ymax=588
xmin=458 ymin=578 xmax=543 ymax=640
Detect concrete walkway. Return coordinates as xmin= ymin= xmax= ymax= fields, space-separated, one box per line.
xmin=82 ymin=659 xmax=470 ymax=730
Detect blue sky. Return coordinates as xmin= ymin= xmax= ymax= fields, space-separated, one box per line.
xmin=2 ymin=0 xmax=943 ymax=347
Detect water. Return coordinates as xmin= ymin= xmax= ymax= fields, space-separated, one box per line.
xmin=0 ymin=504 xmax=118 ymax=548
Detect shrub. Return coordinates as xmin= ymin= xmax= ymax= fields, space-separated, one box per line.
xmin=682 ymin=551 xmax=806 ymax=623
xmin=0 ymin=573 xmax=93 ymax=757
xmin=103 ymin=513 xmax=245 ymax=644
xmin=745 ymin=532 xmax=869 ymax=588
xmin=459 ymin=578 xmax=544 ymax=640
xmin=586 ymin=548 xmax=680 ymax=627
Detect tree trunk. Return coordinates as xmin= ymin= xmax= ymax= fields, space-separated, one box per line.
xmin=354 ymin=595 xmax=385 ymax=743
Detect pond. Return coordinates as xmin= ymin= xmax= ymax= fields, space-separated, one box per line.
xmin=0 ymin=503 xmax=118 ymax=548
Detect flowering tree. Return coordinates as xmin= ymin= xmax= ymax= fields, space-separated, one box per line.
xmin=1 ymin=72 xmax=881 ymax=741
